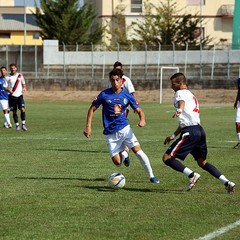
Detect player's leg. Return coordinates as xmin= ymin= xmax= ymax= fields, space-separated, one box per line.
xmin=234 ymin=104 xmax=240 ymax=148
xmin=2 ymin=100 xmax=11 ymax=128
xmin=106 ymin=133 xmax=125 ymax=166
xmin=163 ymin=128 xmax=201 ymax=191
xmin=120 ymin=146 xmax=130 ymax=167
xmin=197 ymin=158 xmax=235 ymax=193
xmin=131 ymin=145 xmax=159 ymax=183
xmin=122 ymin=125 xmax=159 ymax=182
xmin=3 ymin=109 xmax=11 ymax=128
xmin=18 ymin=96 xmax=27 ymax=131
xmin=233 ymin=122 xmax=240 ymax=148
xmin=9 ymin=96 xmax=20 ymax=131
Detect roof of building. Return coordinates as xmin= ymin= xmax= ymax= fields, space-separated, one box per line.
xmin=0 ymin=14 xmax=41 ymax=31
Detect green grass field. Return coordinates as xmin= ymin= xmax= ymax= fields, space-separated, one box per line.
xmin=0 ymin=101 xmax=239 ymax=240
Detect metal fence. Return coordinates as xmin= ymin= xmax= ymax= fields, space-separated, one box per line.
xmin=0 ymin=43 xmax=240 ymax=90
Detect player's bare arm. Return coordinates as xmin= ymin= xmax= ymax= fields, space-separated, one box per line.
xmin=4 ymin=87 xmax=13 ymax=95
xmin=172 ymin=100 xmax=185 ymax=118
xmin=135 ymin=108 xmax=146 ymax=127
xmin=83 ymin=105 xmax=96 ymax=138
xmin=164 ymin=126 xmax=182 ymax=145
xmin=22 ymin=84 xmax=27 ymax=93
xmin=234 ymin=90 xmax=240 ymax=108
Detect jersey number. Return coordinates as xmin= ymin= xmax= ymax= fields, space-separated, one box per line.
xmin=193 ymin=96 xmax=200 ymax=113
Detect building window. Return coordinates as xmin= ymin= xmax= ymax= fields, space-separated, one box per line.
xmin=0 ymin=33 xmax=11 ymax=39
xmin=187 ymin=0 xmax=205 ymax=5
xmin=33 ymin=32 xmax=40 ymax=39
xmin=131 ymin=0 xmax=142 ymax=13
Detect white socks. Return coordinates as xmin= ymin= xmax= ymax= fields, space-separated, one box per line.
xmin=183 ymin=167 xmax=193 ymax=177
xmin=4 ymin=113 xmax=11 ymax=126
xmin=135 ymin=150 xmax=154 ymax=178
xmin=237 ymin=132 xmax=240 ymax=143
xmin=219 ymin=175 xmax=229 ymax=185
xmin=121 ymin=150 xmax=128 ymax=164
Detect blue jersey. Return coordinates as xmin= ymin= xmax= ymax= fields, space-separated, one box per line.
xmin=92 ymin=88 xmax=140 ymax=135
xmin=0 ymin=77 xmax=8 ymax=100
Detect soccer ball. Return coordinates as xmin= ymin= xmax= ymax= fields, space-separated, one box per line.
xmin=108 ymin=172 xmax=126 ymax=189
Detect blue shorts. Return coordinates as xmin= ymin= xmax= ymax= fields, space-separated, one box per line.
xmin=165 ymin=125 xmax=207 ymax=161
xmin=9 ymin=95 xmax=25 ymax=111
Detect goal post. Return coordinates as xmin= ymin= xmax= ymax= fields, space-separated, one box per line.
xmin=160 ymin=66 xmax=179 ymax=104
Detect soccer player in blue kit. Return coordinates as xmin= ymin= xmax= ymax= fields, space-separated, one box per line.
xmin=163 ymin=72 xmax=235 ymax=193
xmin=83 ymin=69 xmax=159 ymax=184
xmin=0 ymin=66 xmax=12 ymax=128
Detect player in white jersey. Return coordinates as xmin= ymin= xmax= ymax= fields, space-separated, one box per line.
xmin=5 ymin=63 xmax=27 ymax=131
xmin=233 ymin=77 xmax=240 ymax=148
xmin=162 ymin=72 xmax=235 ymax=193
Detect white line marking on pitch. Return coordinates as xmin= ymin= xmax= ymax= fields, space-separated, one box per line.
xmin=195 ymin=219 xmax=240 ymax=240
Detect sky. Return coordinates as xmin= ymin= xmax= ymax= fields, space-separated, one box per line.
xmin=14 ymin=0 xmax=84 ymax=7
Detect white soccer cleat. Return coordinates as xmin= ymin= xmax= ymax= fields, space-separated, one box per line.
xmin=225 ymin=181 xmax=235 ymax=194
xmin=187 ymin=173 xmax=201 ymax=191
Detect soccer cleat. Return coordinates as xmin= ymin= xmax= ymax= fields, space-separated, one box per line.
xmin=150 ymin=177 xmax=159 ymax=184
xmin=16 ymin=125 xmax=20 ymax=131
xmin=3 ymin=124 xmax=9 ymax=129
xmin=8 ymin=123 xmax=12 ymax=128
xmin=22 ymin=124 xmax=28 ymax=131
xmin=225 ymin=181 xmax=235 ymax=194
xmin=187 ymin=173 xmax=201 ymax=191
xmin=233 ymin=143 xmax=240 ymax=149
xmin=123 ymin=156 xmax=130 ymax=167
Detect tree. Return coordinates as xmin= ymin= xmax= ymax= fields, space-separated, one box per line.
xmin=130 ymin=0 xmax=212 ymax=49
xmin=105 ymin=1 xmax=130 ymax=49
xmin=34 ymin=0 xmax=103 ymax=45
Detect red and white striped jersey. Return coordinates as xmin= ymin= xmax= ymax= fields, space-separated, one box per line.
xmin=6 ymin=73 xmax=25 ymax=97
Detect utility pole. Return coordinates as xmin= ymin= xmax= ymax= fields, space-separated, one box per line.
xmin=24 ymin=0 xmax=26 ymax=45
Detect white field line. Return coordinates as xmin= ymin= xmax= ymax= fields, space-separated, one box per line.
xmin=195 ymin=219 xmax=240 ymax=240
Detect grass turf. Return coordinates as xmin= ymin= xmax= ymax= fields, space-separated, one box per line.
xmin=0 ymin=101 xmax=239 ymax=240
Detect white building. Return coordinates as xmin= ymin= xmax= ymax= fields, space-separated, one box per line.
xmin=84 ymin=0 xmax=234 ymax=45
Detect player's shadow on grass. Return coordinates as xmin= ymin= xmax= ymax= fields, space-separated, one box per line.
xmin=37 ymin=148 xmax=108 ymax=153
xmin=84 ymin=186 xmax=185 ymax=194
xmin=84 ymin=186 xmax=157 ymax=192
xmin=15 ymin=176 xmax=105 ymax=181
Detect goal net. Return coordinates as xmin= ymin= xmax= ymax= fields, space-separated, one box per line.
xmin=160 ymin=66 xmax=179 ymax=104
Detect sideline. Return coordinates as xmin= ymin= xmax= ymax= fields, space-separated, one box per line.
xmin=195 ymin=219 xmax=240 ymax=240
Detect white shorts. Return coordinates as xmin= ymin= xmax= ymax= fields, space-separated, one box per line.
xmin=236 ymin=101 xmax=240 ymax=122
xmin=0 ymin=99 xmax=9 ymax=111
xmin=106 ymin=125 xmax=140 ymax=157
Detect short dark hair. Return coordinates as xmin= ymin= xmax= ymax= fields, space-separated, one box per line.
xmin=1 ymin=66 xmax=7 ymax=70
xmin=170 ymin=72 xmax=186 ymax=84
xmin=9 ymin=63 xmax=17 ymax=68
xmin=109 ymin=69 xmax=123 ymax=79
xmin=113 ymin=61 xmax=123 ymax=68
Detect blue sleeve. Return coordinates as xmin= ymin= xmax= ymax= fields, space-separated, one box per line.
xmin=128 ymin=92 xmax=140 ymax=110
xmin=92 ymin=91 xmax=103 ymax=109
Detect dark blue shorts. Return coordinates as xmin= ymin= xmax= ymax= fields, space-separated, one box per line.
xmin=165 ymin=125 xmax=207 ymax=161
xmin=9 ymin=95 xmax=25 ymax=111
